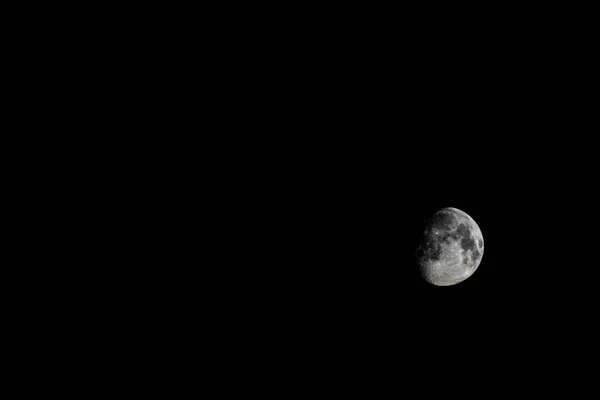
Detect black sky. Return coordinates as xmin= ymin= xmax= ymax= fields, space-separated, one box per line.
xmin=248 ymin=80 xmax=594 ymax=328
xmin=187 ymin=8 xmax=600 ymax=388
xmin=222 ymin=19 xmax=599 ymax=368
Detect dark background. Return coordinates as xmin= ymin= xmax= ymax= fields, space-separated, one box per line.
xmin=162 ymin=10 xmax=596 ymax=385
xmin=4 ymin=4 xmax=596 ymax=392
xmin=232 ymin=50 xmax=590 ymax=295
xmin=223 ymin=90 xmax=594 ymax=386
xmin=214 ymin=19 xmax=598 ymax=361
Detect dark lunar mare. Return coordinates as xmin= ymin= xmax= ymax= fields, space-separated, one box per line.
xmin=428 ymin=244 xmax=442 ymax=261
xmin=472 ymin=249 xmax=481 ymax=263
xmin=442 ymin=232 xmax=455 ymax=244
xmin=417 ymin=235 xmax=443 ymax=262
xmin=431 ymin=212 xmax=455 ymax=231
xmin=478 ymin=239 xmax=483 ymax=248
xmin=460 ymin=237 xmax=476 ymax=253
xmin=425 ymin=212 xmax=458 ymax=245
xmin=456 ymin=223 xmax=471 ymax=238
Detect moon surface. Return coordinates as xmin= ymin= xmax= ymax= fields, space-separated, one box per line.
xmin=416 ymin=207 xmax=484 ymax=286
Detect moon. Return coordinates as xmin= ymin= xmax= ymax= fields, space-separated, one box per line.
xmin=416 ymin=207 xmax=484 ymax=286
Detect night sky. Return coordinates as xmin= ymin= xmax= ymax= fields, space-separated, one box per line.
xmin=227 ymin=8 xmax=592 ymax=308
xmin=200 ymin=8 xmax=596 ymax=389
xmin=246 ymin=129 xmax=594 ymax=375
xmin=257 ymin=119 xmax=590 ymax=326
xmin=220 ymin=20 xmax=596 ymax=380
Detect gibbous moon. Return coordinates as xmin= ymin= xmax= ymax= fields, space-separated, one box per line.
xmin=416 ymin=207 xmax=484 ymax=286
